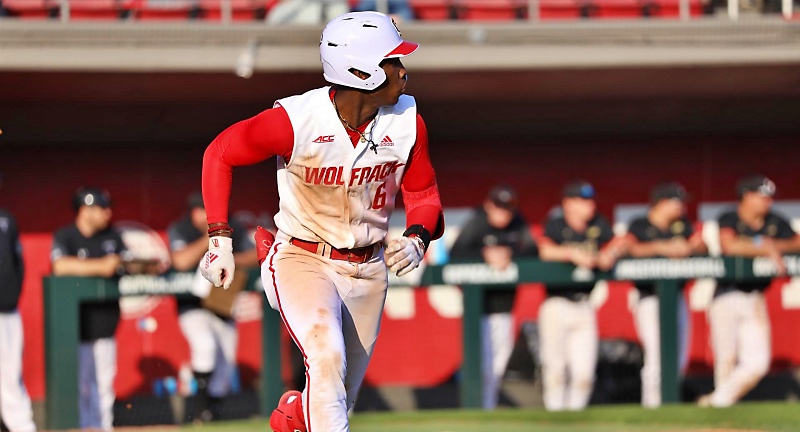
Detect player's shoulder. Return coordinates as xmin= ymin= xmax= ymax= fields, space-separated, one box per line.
xmin=627 ymin=216 xmax=650 ymax=231
xmin=766 ymin=210 xmax=791 ymax=225
xmin=275 ymin=87 xmax=330 ymax=112
xmin=591 ymin=213 xmax=612 ymax=228
xmin=53 ymin=223 xmax=78 ymax=238
xmin=717 ymin=209 xmax=739 ymax=224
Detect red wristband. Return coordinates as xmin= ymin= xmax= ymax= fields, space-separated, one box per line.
xmin=208 ymin=224 xmax=233 ymax=236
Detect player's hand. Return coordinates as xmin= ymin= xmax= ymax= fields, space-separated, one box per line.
xmin=569 ymin=249 xmax=597 ymax=269
xmin=664 ymin=238 xmax=692 ymax=258
xmin=201 ymin=236 xmax=235 ymax=289
xmin=385 ymin=236 xmax=424 ymax=277
xmin=482 ymin=246 xmax=513 ymax=271
xmin=764 ymin=241 xmax=787 ymax=276
xmin=255 ymin=226 xmax=275 ymax=266
xmin=101 ymin=254 xmax=123 ymax=278
xmin=597 ymin=250 xmax=617 ymax=271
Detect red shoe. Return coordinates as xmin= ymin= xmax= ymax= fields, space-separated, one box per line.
xmin=256 ymin=226 xmax=276 ymax=266
xmin=269 ymin=390 xmax=306 ymax=432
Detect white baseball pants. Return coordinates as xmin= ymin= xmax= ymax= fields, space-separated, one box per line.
xmin=538 ymin=296 xmax=597 ymax=411
xmin=0 ymin=311 xmax=36 ymax=432
xmin=262 ymin=233 xmax=388 ymax=432
xmin=79 ymin=338 xmax=116 ymax=430
xmin=178 ymin=309 xmax=238 ymax=397
xmin=706 ymin=290 xmax=771 ymax=407
xmin=480 ymin=312 xmax=514 ymax=410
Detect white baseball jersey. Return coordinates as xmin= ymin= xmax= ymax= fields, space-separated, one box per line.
xmin=273 ymin=87 xmax=417 ymax=249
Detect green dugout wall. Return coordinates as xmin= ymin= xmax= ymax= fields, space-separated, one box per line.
xmin=44 ymin=256 xmax=798 ymax=429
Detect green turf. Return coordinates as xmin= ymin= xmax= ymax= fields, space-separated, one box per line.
xmin=176 ymin=402 xmax=800 ymax=432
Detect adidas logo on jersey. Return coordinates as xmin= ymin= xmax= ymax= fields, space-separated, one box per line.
xmin=313 ymin=135 xmax=334 ymax=143
xmin=379 ymin=135 xmax=394 ymax=147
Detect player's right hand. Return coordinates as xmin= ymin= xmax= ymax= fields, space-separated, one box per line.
xmin=201 ymin=236 xmax=235 ymax=290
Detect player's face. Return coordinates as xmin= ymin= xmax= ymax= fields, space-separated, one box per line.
xmin=660 ymin=198 xmax=685 ymax=220
xmin=374 ymin=58 xmax=407 ymax=106
xmin=743 ymin=192 xmax=773 ymax=216
xmin=81 ymin=205 xmax=112 ymax=231
xmin=563 ymin=197 xmax=596 ymax=222
xmin=484 ymin=201 xmax=514 ymax=229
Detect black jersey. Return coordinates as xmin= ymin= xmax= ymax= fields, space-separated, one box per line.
xmin=542 ymin=212 xmax=613 ymax=299
xmin=449 ymin=208 xmax=537 ymax=314
xmin=717 ymin=209 xmax=796 ymax=294
xmin=0 ymin=210 xmax=24 ymax=312
xmin=628 ymin=215 xmax=695 ymax=297
xmin=51 ymin=223 xmax=126 ymax=341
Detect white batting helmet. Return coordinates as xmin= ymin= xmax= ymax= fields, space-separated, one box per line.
xmin=320 ymin=11 xmax=419 ymax=91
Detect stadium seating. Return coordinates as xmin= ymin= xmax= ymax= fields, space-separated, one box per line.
xmin=409 ymin=0 xmax=455 ymax=20
xmin=453 ymin=0 xmax=528 ymax=20
xmin=1 ymin=0 xmax=59 ymax=18
xmin=67 ymin=0 xmax=134 ymax=20
xmin=129 ymin=0 xmax=199 ymax=20
xmin=198 ymin=0 xmax=274 ymax=21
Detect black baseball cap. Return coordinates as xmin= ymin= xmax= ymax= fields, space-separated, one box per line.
xmin=651 ymin=182 xmax=688 ymax=204
xmin=488 ymin=184 xmax=519 ymax=210
xmin=73 ymin=187 xmax=112 ymax=211
xmin=186 ymin=191 xmax=205 ymax=210
xmin=737 ymin=175 xmax=776 ymax=199
xmin=562 ymin=181 xmax=595 ymax=200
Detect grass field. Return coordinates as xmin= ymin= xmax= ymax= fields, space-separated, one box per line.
xmin=167 ymin=402 xmax=800 ymax=432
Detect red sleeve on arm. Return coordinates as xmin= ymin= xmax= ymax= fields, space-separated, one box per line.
xmin=401 ymin=114 xmax=445 ymax=239
xmin=202 ymin=106 xmax=294 ymax=224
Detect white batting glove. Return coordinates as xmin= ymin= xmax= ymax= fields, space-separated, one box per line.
xmin=385 ymin=236 xmax=424 ymax=277
xmin=200 ymin=236 xmax=235 ymax=290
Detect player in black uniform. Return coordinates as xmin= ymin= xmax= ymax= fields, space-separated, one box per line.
xmin=700 ymin=175 xmax=800 ymax=407
xmin=626 ymin=182 xmax=707 ymax=408
xmin=167 ymin=192 xmax=257 ymax=422
xmin=0 ymin=172 xmax=36 ymax=432
xmin=51 ymin=187 xmax=128 ymax=430
xmin=537 ymin=180 xmax=624 ymax=411
xmin=449 ymin=185 xmax=538 ymax=409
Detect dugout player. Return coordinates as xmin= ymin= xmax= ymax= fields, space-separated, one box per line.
xmin=449 ymin=184 xmax=538 ymax=410
xmin=0 ymin=173 xmax=36 ymax=432
xmin=625 ymin=182 xmax=707 ymax=408
xmin=51 ymin=188 xmax=128 ymax=430
xmin=537 ymin=181 xmax=625 ymax=411
xmin=699 ymin=175 xmax=800 ymax=408
xmin=167 ymin=192 xmax=257 ymax=422
xmin=199 ymin=12 xmax=444 ymax=432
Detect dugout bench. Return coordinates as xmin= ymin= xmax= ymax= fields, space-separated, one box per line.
xmin=44 ymin=256 xmax=798 ymax=428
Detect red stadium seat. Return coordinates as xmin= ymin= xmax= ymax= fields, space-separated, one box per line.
xmin=198 ymin=0 xmax=274 ymax=21
xmin=67 ymin=0 xmax=133 ymax=20
xmin=592 ymin=0 xmax=643 ymax=18
xmin=130 ymin=0 xmax=198 ymax=20
xmin=409 ymin=0 xmax=455 ymax=20
xmin=643 ymin=0 xmax=705 ymax=17
xmin=453 ymin=0 xmax=527 ymax=20
xmin=1 ymin=0 xmax=59 ymax=18
xmin=538 ymin=0 xmax=586 ymax=19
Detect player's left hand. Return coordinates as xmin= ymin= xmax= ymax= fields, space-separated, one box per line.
xmin=201 ymin=236 xmax=235 ymax=289
xmin=385 ymin=236 xmax=424 ymax=276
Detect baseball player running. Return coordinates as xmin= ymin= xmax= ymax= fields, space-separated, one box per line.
xmin=537 ymin=181 xmax=625 ymax=411
xmin=199 ymin=12 xmax=444 ymax=432
xmin=625 ymin=182 xmax=706 ymax=408
xmin=699 ymin=175 xmax=800 ymax=407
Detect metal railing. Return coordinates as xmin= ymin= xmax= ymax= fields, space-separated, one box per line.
xmin=42 ymin=255 xmax=800 ymax=429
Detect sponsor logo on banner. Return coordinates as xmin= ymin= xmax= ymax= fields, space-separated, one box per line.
xmin=614 ymin=257 xmax=725 ymax=280
xmin=442 ymin=263 xmax=518 ymax=285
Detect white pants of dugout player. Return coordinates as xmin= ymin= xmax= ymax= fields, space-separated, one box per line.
xmin=481 ymin=313 xmax=514 ymax=410
xmin=0 ymin=311 xmax=36 ymax=432
xmin=705 ymin=290 xmax=771 ymax=407
xmin=263 ymin=232 xmax=388 ymax=432
xmin=538 ymin=297 xmax=597 ymax=412
xmin=634 ymin=295 xmax=661 ymax=408
xmin=178 ymin=309 xmax=238 ymax=401
xmin=79 ymin=338 xmax=116 ymax=430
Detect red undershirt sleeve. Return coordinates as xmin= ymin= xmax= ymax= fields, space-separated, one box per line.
xmin=401 ymin=114 xmax=444 ymax=239
xmin=202 ymin=106 xmax=294 ymax=224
